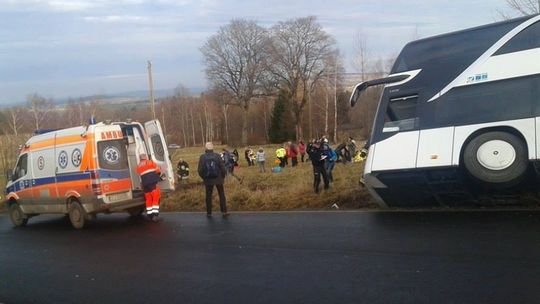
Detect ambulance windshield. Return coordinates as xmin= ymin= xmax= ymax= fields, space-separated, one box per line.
xmin=97 ymin=140 xmax=128 ymax=170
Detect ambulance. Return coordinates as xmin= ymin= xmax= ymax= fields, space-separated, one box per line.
xmin=4 ymin=120 xmax=175 ymax=229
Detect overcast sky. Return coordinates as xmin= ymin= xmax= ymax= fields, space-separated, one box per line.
xmin=0 ymin=0 xmax=512 ymax=103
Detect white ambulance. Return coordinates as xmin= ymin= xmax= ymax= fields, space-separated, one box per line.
xmin=5 ymin=120 xmax=175 ymax=229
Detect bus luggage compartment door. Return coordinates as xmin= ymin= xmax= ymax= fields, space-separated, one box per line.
xmin=371 ymin=131 xmax=420 ymax=171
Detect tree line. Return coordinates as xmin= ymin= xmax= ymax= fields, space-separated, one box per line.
xmin=7 ymin=0 xmax=534 ymax=147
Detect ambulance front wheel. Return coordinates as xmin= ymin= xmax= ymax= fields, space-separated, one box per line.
xmin=9 ymin=203 xmax=28 ymax=227
xmin=68 ymin=200 xmax=87 ymax=229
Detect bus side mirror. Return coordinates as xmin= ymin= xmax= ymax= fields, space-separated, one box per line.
xmin=350 ymin=74 xmax=411 ymax=107
xmin=350 ymin=82 xmax=369 ymax=107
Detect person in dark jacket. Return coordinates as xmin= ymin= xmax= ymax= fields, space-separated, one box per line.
xmin=221 ymin=148 xmax=241 ymax=182
xmin=232 ymin=149 xmax=240 ymax=166
xmin=198 ymin=142 xmax=228 ymax=218
xmin=307 ymin=140 xmax=330 ymax=193
xmin=244 ymin=147 xmax=254 ymax=166
xmin=176 ymin=158 xmax=190 ymax=181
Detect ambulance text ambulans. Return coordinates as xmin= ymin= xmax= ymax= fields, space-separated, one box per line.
xmin=5 ymin=120 xmax=175 ymax=229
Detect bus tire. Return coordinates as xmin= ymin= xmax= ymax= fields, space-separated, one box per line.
xmin=463 ymin=131 xmax=528 ymax=186
xmin=9 ymin=203 xmax=28 ymax=227
xmin=68 ymin=200 xmax=87 ymax=229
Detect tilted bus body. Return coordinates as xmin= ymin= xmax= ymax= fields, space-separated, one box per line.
xmin=5 ymin=120 xmax=175 ymax=228
xmin=350 ymin=15 xmax=540 ymax=207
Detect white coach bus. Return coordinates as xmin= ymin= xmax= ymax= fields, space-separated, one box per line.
xmin=351 ymin=14 xmax=540 ymax=207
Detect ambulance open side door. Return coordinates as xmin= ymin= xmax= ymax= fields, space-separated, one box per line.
xmin=144 ymin=120 xmax=175 ymax=192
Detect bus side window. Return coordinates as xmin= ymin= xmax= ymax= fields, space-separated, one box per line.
xmin=13 ymin=154 xmax=28 ymax=181
xmin=383 ymin=95 xmax=419 ymax=133
xmin=495 ymin=21 xmax=540 ymax=55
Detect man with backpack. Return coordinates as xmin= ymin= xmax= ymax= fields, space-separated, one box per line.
xmin=198 ymin=142 xmax=228 ymax=218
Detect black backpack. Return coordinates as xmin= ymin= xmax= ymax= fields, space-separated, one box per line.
xmin=203 ymin=154 xmax=219 ymax=178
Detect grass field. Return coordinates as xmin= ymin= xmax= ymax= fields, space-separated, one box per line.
xmin=0 ymin=144 xmax=376 ymax=214
xmin=164 ymin=145 xmax=376 ymax=212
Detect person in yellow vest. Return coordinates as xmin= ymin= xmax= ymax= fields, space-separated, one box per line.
xmin=276 ymin=146 xmax=286 ymax=168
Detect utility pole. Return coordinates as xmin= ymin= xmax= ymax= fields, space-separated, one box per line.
xmin=333 ymin=59 xmax=338 ymax=143
xmin=147 ymin=60 xmax=156 ymax=120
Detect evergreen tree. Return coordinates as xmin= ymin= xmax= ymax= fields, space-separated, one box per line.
xmin=269 ymin=90 xmax=294 ymax=143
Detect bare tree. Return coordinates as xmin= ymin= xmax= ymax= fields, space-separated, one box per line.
xmin=207 ymin=87 xmax=233 ymax=144
xmin=352 ymin=30 xmax=370 ymax=81
xmin=172 ymin=84 xmax=191 ymax=147
xmin=267 ymin=16 xmax=335 ymax=140
xmin=6 ymin=107 xmax=24 ymax=136
xmin=190 ymin=104 xmax=196 ymax=146
xmin=201 ymin=19 xmax=269 ymax=145
xmin=27 ymin=93 xmax=53 ymax=130
xmin=503 ymin=0 xmax=540 ymax=16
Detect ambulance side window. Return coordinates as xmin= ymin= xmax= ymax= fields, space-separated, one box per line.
xmin=13 ymin=154 xmax=28 ymax=181
xmin=150 ymin=134 xmax=165 ymax=162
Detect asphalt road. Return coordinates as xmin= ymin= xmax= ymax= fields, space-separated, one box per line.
xmin=1 ymin=211 xmax=540 ymax=304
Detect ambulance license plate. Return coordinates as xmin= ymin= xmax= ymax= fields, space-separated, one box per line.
xmin=107 ymin=192 xmax=129 ymax=203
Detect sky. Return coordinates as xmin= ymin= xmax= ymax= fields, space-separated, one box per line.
xmin=0 ymin=0 xmax=512 ymax=104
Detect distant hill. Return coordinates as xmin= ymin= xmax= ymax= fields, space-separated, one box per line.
xmin=1 ymin=86 xmax=206 ymax=108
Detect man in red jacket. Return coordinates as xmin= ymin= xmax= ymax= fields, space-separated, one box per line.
xmin=136 ymin=154 xmax=162 ymax=222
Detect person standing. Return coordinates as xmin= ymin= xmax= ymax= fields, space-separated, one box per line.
xmin=348 ymin=136 xmax=357 ymax=159
xmin=284 ymin=142 xmax=291 ymax=166
xmin=256 ymin=147 xmax=266 ymax=173
xmin=249 ymin=148 xmax=256 ymax=166
xmin=290 ymin=142 xmax=299 ymax=167
xmin=232 ymin=149 xmax=240 ymax=167
xmin=244 ymin=147 xmax=253 ymax=167
xmin=198 ymin=142 xmax=228 ymax=218
xmin=299 ymin=141 xmax=306 ymax=163
xmin=276 ymin=145 xmax=287 ymax=168
xmin=221 ymin=148 xmax=241 ymax=182
xmin=307 ymin=141 xmax=330 ymax=193
xmin=325 ymin=147 xmax=337 ymax=182
xmin=136 ymin=154 xmax=163 ymax=222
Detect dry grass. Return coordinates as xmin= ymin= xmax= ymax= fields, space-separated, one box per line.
xmin=0 ymin=143 xmax=376 ymax=214
xmin=163 ymin=145 xmax=376 ymax=212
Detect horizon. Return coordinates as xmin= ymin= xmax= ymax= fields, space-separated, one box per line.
xmin=0 ymin=0 xmax=512 ymax=104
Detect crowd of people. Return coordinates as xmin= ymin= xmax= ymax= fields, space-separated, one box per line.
xmin=140 ymin=136 xmax=367 ymax=222
xmin=177 ymin=136 xmax=364 ymax=193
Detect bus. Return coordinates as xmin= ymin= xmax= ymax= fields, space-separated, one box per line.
xmin=350 ymin=14 xmax=540 ymax=208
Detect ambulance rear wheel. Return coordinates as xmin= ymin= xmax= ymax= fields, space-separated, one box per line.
xmin=127 ymin=205 xmax=144 ymax=217
xmin=68 ymin=201 xmax=87 ymax=229
xmin=9 ymin=203 xmax=28 ymax=227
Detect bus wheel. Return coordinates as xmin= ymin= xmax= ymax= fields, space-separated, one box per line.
xmin=9 ymin=203 xmax=28 ymax=227
xmin=463 ymin=131 xmax=528 ymax=186
xmin=68 ymin=201 xmax=87 ymax=229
